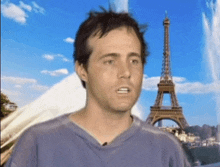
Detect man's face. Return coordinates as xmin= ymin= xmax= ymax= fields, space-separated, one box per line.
xmin=81 ymin=27 xmax=143 ymax=113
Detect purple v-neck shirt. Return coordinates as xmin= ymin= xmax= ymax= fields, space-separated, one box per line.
xmin=5 ymin=113 xmax=190 ymax=167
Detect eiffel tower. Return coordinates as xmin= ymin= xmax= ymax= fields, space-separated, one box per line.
xmin=146 ymin=15 xmax=188 ymax=129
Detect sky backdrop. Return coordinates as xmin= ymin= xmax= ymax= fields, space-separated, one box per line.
xmin=1 ymin=0 xmax=220 ymax=126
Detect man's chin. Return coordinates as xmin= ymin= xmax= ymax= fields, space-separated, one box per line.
xmin=111 ymin=104 xmax=133 ymax=113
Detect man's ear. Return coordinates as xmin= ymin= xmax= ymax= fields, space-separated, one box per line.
xmin=75 ymin=61 xmax=88 ymax=83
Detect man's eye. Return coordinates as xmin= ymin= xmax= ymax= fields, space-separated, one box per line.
xmin=104 ymin=60 xmax=114 ymax=64
xmin=131 ymin=59 xmax=139 ymax=64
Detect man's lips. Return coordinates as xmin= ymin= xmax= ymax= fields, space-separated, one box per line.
xmin=116 ymin=87 xmax=131 ymax=94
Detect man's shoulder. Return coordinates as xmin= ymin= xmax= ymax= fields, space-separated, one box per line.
xmin=26 ymin=113 xmax=71 ymax=136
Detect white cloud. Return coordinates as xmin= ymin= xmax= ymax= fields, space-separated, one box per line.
xmin=15 ymin=85 xmax=22 ymax=88
xmin=1 ymin=76 xmax=50 ymax=107
xmin=42 ymin=54 xmax=71 ymax=62
xmin=42 ymin=54 xmax=54 ymax=61
xmin=173 ymin=77 xmax=186 ymax=83
xmin=1 ymin=76 xmax=49 ymax=91
xmin=19 ymin=1 xmax=32 ymax=12
xmin=30 ymin=84 xmax=49 ymax=91
xmin=62 ymin=58 xmax=71 ymax=62
xmin=57 ymin=54 xmax=71 ymax=62
xmin=142 ymin=76 xmax=159 ymax=91
xmin=1 ymin=3 xmax=27 ymax=24
xmin=1 ymin=89 xmax=21 ymax=96
xmin=57 ymin=54 xmax=64 ymax=57
xmin=64 ymin=37 xmax=75 ymax=44
xmin=2 ymin=76 xmax=37 ymax=84
xmin=41 ymin=69 xmax=69 ymax=76
xmin=1 ymin=1 xmax=44 ymax=24
xmin=176 ymin=81 xmax=220 ymax=94
xmin=142 ymin=76 xmax=220 ymax=94
xmin=32 ymin=1 xmax=45 ymax=14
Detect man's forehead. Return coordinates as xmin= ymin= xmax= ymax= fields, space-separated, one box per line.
xmin=90 ymin=26 xmax=137 ymax=40
xmin=88 ymin=27 xmax=139 ymax=47
xmin=88 ymin=28 xmax=140 ymax=52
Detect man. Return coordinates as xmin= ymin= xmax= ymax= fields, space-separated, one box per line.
xmin=5 ymin=10 xmax=191 ymax=167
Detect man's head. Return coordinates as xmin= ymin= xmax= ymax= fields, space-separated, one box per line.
xmin=73 ymin=9 xmax=148 ymax=88
xmin=74 ymin=9 xmax=149 ymax=113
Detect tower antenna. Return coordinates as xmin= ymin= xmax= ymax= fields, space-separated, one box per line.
xmin=165 ymin=10 xmax=168 ymax=18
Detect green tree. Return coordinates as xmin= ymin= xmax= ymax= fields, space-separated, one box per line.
xmin=201 ymin=124 xmax=212 ymax=140
xmin=185 ymin=125 xmax=217 ymax=140
xmin=1 ymin=93 xmax=15 ymax=119
xmin=211 ymin=126 xmax=217 ymax=137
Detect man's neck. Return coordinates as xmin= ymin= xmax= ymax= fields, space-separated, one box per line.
xmin=69 ymin=106 xmax=133 ymax=144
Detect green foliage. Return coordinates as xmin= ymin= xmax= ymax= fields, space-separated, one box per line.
xmin=184 ymin=125 xmax=217 ymax=140
xmin=1 ymin=93 xmax=10 ymax=105
xmin=1 ymin=93 xmax=15 ymax=119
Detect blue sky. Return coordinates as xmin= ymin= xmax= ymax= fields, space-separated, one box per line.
xmin=1 ymin=0 xmax=220 ymax=126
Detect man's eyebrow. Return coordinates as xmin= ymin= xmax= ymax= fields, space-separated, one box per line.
xmin=99 ymin=52 xmax=141 ymax=60
xmin=129 ymin=52 xmax=141 ymax=58
xmin=99 ymin=53 xmax=119 ymax=59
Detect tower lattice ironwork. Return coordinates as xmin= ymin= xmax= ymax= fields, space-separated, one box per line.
xmin=146 ymin=16 xmax=188 ymax=129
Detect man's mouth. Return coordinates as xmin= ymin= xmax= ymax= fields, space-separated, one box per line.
xmin=117 ymin=87 xmax=130 ymax=94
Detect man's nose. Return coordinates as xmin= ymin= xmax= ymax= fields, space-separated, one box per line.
xmin=117 ymin=62 xmax=131 ymax=79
